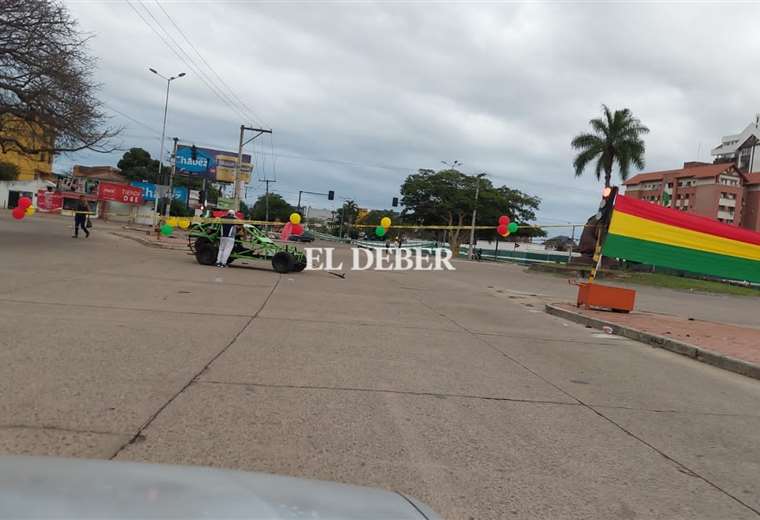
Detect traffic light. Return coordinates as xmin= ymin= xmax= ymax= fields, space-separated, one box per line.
xmin=191 ymin=145 xmax=197 ymax=161
xmin=328 ymin=190 xmax=335 ymax=201
xmin=596 ymin=186 xmax=618 ymax=225
xmin=392 ymin=197 xmax=399 ymax=207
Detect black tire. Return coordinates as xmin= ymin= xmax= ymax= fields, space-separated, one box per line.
xmin=272 ymin=251 xmax=294 ymax=273
xmin=293 ymin=261 xmax=307 ymax=272
xmin=194 ymin=238 xmax=218 ymax=266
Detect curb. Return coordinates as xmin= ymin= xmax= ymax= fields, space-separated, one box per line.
xmin=545 ymin=303 xmax=760 ymax=381
xmin=109 ymin=231 xmax=187 ymax=251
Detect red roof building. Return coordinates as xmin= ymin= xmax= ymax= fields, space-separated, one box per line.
xmin=623 ymin=162 xmax=748 ymax=228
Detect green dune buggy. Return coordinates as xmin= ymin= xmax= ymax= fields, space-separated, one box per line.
xmin=188 ymin=221 xmax=307 ymax=273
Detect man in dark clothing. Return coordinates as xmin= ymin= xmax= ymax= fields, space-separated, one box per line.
xmin=73 ymin=196 xmax=90 ymax=238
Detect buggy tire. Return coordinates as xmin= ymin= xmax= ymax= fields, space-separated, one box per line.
xmin=293 ymin=261 xmax=307 ymax=272
xmin=194 ymin=238 xmax=218 ymax=266
xmin=272 ymin=251 xmax=294 ymax=273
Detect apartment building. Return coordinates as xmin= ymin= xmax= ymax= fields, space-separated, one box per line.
xmin=623 ymin=162 xmax=747 ymax=226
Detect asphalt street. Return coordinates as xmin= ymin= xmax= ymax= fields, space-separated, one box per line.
xmin=1 ymin=212 xmax=759 ymax=519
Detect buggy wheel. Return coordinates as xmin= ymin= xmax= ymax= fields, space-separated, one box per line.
xmin=194 ymin=238 xmax=218 ymax=266
xmin=272 ymin=251 xmax=294 ymax=273
xmin=293 ymin=260 xmax=307 ymax=272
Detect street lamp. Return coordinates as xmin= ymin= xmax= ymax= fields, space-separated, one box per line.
xmin=441 ymin=160 xmax=462 ymax=170
xmin=149 ymin=67 xmax=186 ymax=217
xmin=468 ymin=172 xmax=487 ymax=260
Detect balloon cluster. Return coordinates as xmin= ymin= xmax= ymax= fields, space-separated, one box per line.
xmin=289 ymin=213 xmax=303 ymax=235
xmin=11 ymin=197 xmax=34 ymax=220
xmin=376 ymin=216 xmax=392 ymax=237
xmin=496 ymin=215 xmax=518 ymax=237
xmin=161 ymin=216 xmax=193 ymax=236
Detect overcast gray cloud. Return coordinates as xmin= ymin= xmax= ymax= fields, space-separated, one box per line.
xmin=62 ymin=0 xmax=760 ymax=225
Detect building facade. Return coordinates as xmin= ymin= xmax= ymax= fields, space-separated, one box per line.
xmin=623 ymin=162 xmax=746 ymax=226
xmin=0 ymin=116 xmax=54 ymax=181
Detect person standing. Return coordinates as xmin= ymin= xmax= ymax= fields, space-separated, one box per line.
xmin=72 ymin=195 xmax=90 ymax=238
xmin=216 ymin=209 xmax=237 ymax=267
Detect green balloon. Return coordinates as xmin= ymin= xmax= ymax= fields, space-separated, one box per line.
xmin=160 ymin=224 xmax=173 ymax=236
xmin=507 ymin=222 xmax=518 ymax=233
xmin=375 ymin=225 xmax=386 ymax=237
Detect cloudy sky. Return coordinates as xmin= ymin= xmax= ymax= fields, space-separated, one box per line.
xmin=63 ymin=0 xmax=760 ymax=225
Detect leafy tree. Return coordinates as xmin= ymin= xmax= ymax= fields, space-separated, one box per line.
xmin=571 ymin=105 xmax=649 ymax=187
xmin=0 ymin=0 xmax=119 ymax=154
xmin=0 ymin=161 xmax=18 ymax=180
xmin=334 ymin=199 xmax=359 ymax=237
xmin=355 ymin=209 xmax=399 ymax=226
xmin=117 ymin=147 xmax=168 ymax=184
xmin=251 ymin=193 xmax=293 ymax=221
xmin=401 ymin=168 xmax=544 ymax=254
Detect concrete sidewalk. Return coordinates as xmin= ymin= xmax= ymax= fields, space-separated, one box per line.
xmin=546 ymin=303 xmax=760 ymax=380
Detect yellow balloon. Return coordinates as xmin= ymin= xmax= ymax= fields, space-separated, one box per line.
xmin=289 ymin=213 xmax=301 ymax=225
xmin=178 ymin=218 xmax=191 ymax=230
xmin=25 ymin=206 xmax=36 ymax=216
xmin=166 ymin=217 xmax=178 ymax=228
xmin=380 ymin=216 xmax=391 ymax=229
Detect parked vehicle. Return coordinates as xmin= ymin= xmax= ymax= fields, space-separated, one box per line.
xmin=288 ymin=230 xmax=315 ymax=242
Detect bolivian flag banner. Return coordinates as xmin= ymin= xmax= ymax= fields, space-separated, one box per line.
xmin=602 ymin=195 xmax=760 ymax=283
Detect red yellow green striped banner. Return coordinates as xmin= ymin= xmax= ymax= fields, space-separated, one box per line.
xmin=602 ymin=195 xmax=760 ymax=283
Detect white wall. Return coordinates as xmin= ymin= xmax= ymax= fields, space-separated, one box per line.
xmin=0 ymin=179 xmax=50 ymax=208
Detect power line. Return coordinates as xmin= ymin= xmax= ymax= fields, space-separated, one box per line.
xmin=125 ymin=0 xmax=250 ymax=125
xmin=137 ymin=1 xmax=251 ymax=124
xmin=103 ymin=103 xmax=163 ymax=137
xmin=153 ymin=0 xmax=266 ymax=128
xmin=142 ymin=1 xmax=254 ymax=125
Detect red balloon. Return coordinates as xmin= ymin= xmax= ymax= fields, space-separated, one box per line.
xmin=291 ymin=223 xmax=304 ymax=235
xmin=497 ymin=223 xmax=508 ymax=235
xmin=18 ymin=197 xmax=32 ymax=210
xmin=498 ymin=215 xmax=509 ymax=226
xmin=11 ymin=207 xmax=25 ymax=220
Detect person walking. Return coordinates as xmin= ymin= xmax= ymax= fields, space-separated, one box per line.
xmin=216 ymin=209 xmax=237 ymax=267
xmin=72 ymin=195 xmax=90 ymax=238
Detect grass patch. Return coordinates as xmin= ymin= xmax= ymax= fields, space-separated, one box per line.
xmin=615 ymin=272 xmax=760 ymax=297
xmin=526 ymin=264 xmax=760 ymax=297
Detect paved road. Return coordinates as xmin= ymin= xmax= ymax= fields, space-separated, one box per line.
xmin=2 ymin=212 xmax=759 ymax=519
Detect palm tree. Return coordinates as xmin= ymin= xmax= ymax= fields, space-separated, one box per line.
xmin=571 ymin=105 xmax=649 ymax=187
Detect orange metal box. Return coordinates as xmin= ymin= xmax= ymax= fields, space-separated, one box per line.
xmin=576 ymin=282 xmax=636 ymax=312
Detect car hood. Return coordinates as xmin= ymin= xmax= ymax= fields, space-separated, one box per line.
xmin=0 ymin=456 xmax=440 ymax=519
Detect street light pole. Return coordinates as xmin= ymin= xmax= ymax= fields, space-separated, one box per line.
xmin=149 ymin=68 xmax=185 ymax=219
xmin=468 ymin=173 xmax=486 ymax=260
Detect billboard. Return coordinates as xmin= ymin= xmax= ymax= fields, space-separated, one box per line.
xmin=97 ymin=182 xmax=144 ymax=205
xmin=131 ymin=181 xmax=158 ymax=202
xmin=37 ymin=190 xmax=63 ymax=213
xmin=175 ymin=144 xmax=252 ymax=183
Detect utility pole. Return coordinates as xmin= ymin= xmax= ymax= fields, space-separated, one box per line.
xmin=259 ymin=179 xmax=276 ymax=222
xmin=234 ymin=125 xmax=272 ymax=211
xmin=468 ymin=173 xmax=487 ymax=260
xmin=165 ymin=137 xmax=179 ymax=216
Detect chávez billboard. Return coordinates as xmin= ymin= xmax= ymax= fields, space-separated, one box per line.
xmin=175 ymin=144 xmax=252 ymax=183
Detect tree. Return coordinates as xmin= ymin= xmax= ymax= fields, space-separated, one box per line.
xmin=0 ymin=161 xmax=18 ymax=180
xmin=401 ymin=168 xmax=544 ymax=255
xmin=571 ymin=105 xmax=649 ymax=187
xmin=0 ymin=0 xmax=119 ymax=154
xmin=250 ymin=193 xmax=293 ymax=222
xmin=401 ymin=169 xmax=481 ymax=255
xmin=117 ymin=148 xmax=167 ymax=183
xmin=335 ymin=199 xmax=359 ymax=237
